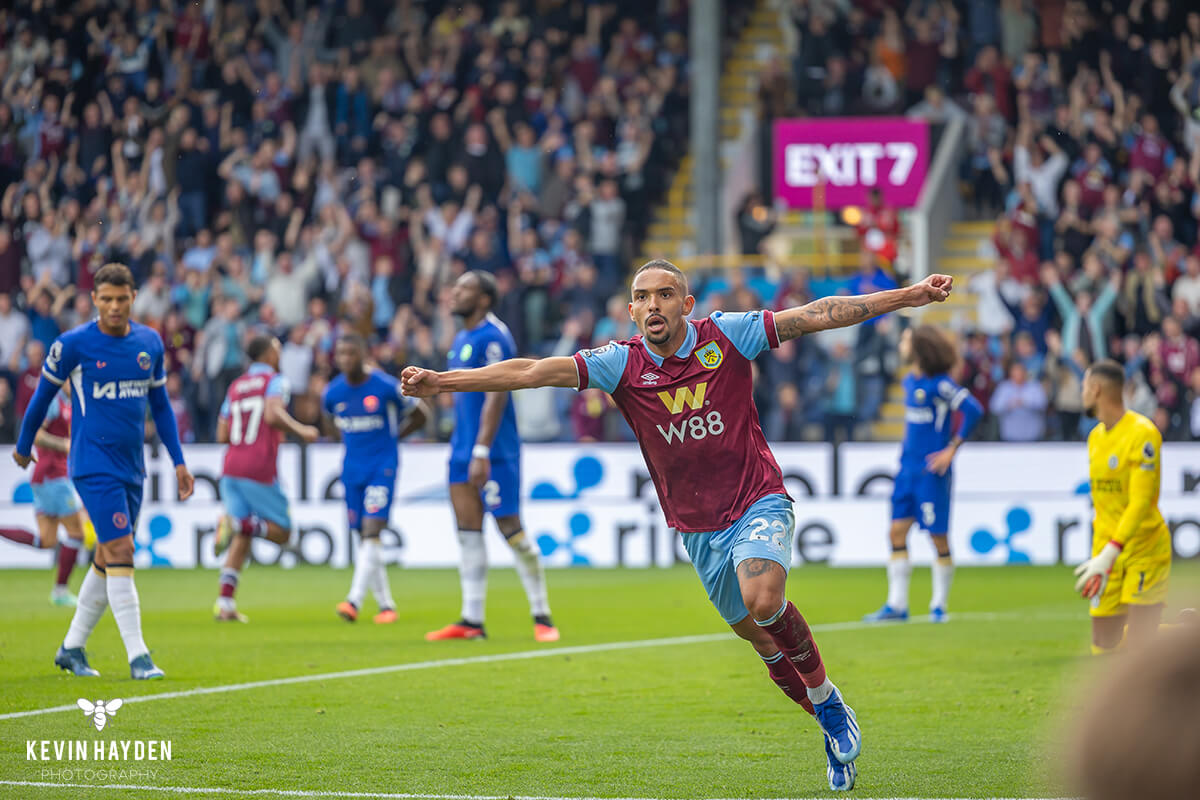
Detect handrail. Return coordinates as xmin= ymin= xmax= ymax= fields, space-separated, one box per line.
xmin=911 ymin=116 xmax=966 ymax=282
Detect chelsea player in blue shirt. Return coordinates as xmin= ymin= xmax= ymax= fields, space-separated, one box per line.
xmin=425 ymin=271 xmax=558 ymax=642
xmin=322 ymin=334 xmax=429 ymax=623
xmin=13 ymin=264 xmax=195 ymax=679
xmin=864 ymin=325 xmax=982 ymax=624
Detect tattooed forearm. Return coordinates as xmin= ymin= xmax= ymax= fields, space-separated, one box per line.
xmin=775 ymin=288 xmax=911 ymax=341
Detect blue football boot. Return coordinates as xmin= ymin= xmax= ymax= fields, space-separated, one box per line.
xmin=862 ymin=604 xmax=908 ymax=622
xmin=54 ymin=645 xmax=100 ymax=677
xmin=813 ymin=682 xmax=861 ymax=765
xmin=130 ymin=653 xmax=165 ymax=680
xmin=824 ymin=733 xmax=857 ymax=790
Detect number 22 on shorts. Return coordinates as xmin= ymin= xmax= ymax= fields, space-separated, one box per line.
xmin=747 ymin=517 xmax=790 ymax=551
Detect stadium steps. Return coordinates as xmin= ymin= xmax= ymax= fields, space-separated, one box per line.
xmin=871 ymin=420 xmax=906 ymax=439
xmin=868 ymin=219 xmax=995 ymax=440
xmin=641 ymin=0 xmax=783 ymax=264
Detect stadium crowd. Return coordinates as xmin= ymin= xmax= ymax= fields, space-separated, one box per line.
xmin=762 ymin=0 xmax=1200 ymax=441
xmin=0 ymin=0 xmax=1197 ymax=446
xmin=0 ymin=0 xmax=756 ymax=445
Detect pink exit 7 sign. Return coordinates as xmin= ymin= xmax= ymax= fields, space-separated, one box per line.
xmin=773 ymin=117 xmax=930 ymax=208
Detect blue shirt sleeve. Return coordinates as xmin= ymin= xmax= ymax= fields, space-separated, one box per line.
xmin=151 ymin=334 xmax=167 ymax=388
xmin=477 ymin=325 xmax=515 ymax=366
xmin=42 ymin=331 xmax=79 ymax=386
xmin=482 ymin=336 xmax=506 ymax=366
xmin=938 ymin=378 xmax=983 ymax=440
xmin=321 ymin=384 xmax=334 ymax=415
xmin=576 ymin=342 xmax=630 ymax=394
xmin=266 ymin=374 xmax=290 ymax=403
xmin=710 ymin=310 xmax=772 ymax=359
xmin=219 ymin=395 xmax=231 ymax=420
xmin=149 ymin=382 xmax=186 ymax=466
xmin=43 ymin=394 xmax=61 ymax=424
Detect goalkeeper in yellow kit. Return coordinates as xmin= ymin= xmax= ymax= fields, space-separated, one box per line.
xmin=1073 ymin=361 xmax=1172 ymax=654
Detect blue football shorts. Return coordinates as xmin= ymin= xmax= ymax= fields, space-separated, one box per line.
xmin=891 ymin=468 xmax=952 ymax=534
xmin=448 ymin=458 xmax=521 ymax=518
xmin=31 ymin=477 xmax=81 ymax=518
xmin=72 ymin=474 xmax=143 ymax=544
xmin=680 ymin=493 xmax=796 ymax=625
xmin=343 ymin=477 xmax=396 ymax=532
xmin=220 ymin=476 xmax=292 ymax=530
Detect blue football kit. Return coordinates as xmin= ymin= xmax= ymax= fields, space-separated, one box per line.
xmin=17 ymin=320 xmax=186 ymax=543
xmin=892 ymin=373 xmax=983 ymax=533
xmin=447 ymin=313 xmax=522 ymax=517
xmin=322 ymin=369 xmax=419 ymax=531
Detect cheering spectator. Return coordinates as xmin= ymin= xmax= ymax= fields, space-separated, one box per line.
xmin=1042 ymin=264 xmax=1120 ymax=361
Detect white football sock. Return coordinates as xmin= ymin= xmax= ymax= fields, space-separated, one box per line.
xmin=63 ymin=565 xmax=108 ymax=649
xmin=931 ymin=556 xmax=954 ymax=611
xmin=370 ymin=543 xmax=395 ymax=611
xmin=106 ymin=570 xmax=149 ymax=661
xmin=457 ymin=529 xmax=487 ymax=624
xmin=886 ymin=552 xmax=912 ymax=611
xmin=347 ymin=536 xmax=377 ymax=607
xmin=505 ymin=529 xmax=550 ymax=617
xmin=807 ymin=677 xmax=834 ymax=705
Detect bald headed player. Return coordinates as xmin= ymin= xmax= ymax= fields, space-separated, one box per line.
xmin=1073 ymin=360 xmax=1172 ymax=654
xmin=403 ymin=258 xmax=954 ymax=792
xmin=425 ymin=271 xmax=557 ymax=643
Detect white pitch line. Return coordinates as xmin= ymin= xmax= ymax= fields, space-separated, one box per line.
xmin=0 ymin=783 xmax=1075 ymax=800
xmin=0 ymin=610 xmax=1075 ymax=722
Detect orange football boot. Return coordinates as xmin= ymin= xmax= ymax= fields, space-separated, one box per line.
xmin=425 ymin=621 xmax=486 ymax=640
xmin=534 ymin=622 xmax=560 ymax=642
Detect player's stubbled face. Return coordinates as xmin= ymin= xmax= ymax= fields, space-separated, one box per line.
xmin=450 ymin=275 xmax=479 ymax=316
xmin=629 ymin=269 xmax=690 ymax=347
xmin=92 ymin=283 xmax=134 ymax=334
xmin=334 ymin=341 xmax=364 ymax=379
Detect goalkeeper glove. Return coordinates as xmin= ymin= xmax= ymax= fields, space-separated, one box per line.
xmin=1073 ymin=541 xmax=1121 ymax=599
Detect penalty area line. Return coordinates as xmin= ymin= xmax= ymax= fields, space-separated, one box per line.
xmin=0 ymin=610 xmax=1072 ymax=722
xmin=0 ymin=784 xmax=1077 ymax=799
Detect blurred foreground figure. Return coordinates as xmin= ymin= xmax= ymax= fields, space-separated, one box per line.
xmin=1071 ymin=622 xmax=1200 ymax=800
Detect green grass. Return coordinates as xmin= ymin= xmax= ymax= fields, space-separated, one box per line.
xmin=1 ymin=562 xmax=1198 ymax=800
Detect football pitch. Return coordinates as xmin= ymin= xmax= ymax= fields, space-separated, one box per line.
xmin=2 ymin=561 xmax=1198 ymax=800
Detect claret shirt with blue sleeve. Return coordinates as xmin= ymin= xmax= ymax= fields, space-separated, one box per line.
xmin=579 ymin=311 xmax=774 ymax=393
xmin=39 ymin=320 xmax=167 ymax=483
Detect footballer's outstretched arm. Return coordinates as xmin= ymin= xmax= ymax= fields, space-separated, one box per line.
xmin=401 ymin=357 xmax=579 ymax=397
xmin=774 ymin=274 xmax=954 ymax=341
